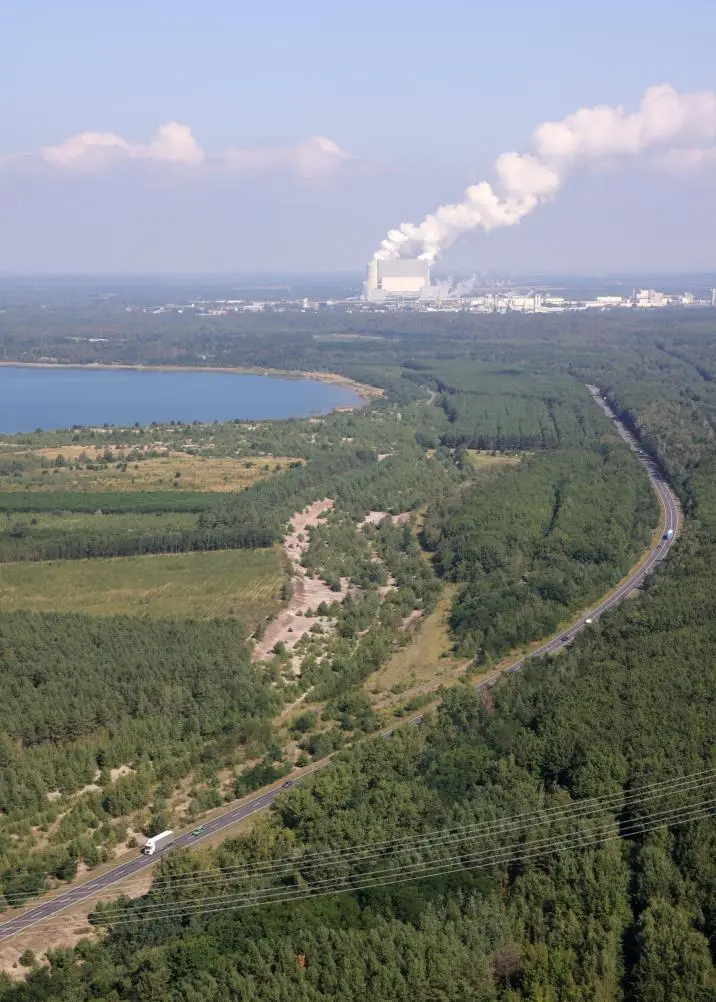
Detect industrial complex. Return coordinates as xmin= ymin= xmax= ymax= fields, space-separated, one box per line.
xmin=359 ymin=258 xmax=716 ymax=312
xmin=138 ymin=262 xmax=716 ymax=317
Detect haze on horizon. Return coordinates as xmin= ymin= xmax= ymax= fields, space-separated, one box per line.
xmin=1 ymin=0 xmax=715 ymax=276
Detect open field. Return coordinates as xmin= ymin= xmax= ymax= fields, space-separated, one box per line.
xmin=0 ymin=548 xmax=285 ymax=624
xmin=463 ymin=450 xmax=522 ymax=471
xmin=366 ymin=587 xmax=465 ymax=701
xmin=0 ymin=509 xmax=202 ymax=562
xmin=0 ymin=509 xmax=196 ymax=535
xmin=0 ymin=447 xmax=301 ymax=493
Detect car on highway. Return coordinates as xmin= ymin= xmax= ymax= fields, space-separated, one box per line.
xmin=282 ymin=780 xmax=294 ymax=789
xmin=561 ymin=635 xmax=570 ymax=642
xmin=191 ymin=825 xmax=205 ymax=836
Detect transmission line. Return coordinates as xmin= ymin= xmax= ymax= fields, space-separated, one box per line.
xmin=2 ymin=768 xmax=713 ymax=910
xmin=93 ymin=794 xmax=715 ymax=927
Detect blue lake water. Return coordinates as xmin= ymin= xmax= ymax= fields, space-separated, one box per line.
xmin=0 ymin=366 xmax=363 ymax=433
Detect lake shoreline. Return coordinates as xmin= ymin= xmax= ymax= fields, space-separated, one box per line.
xmin=0 ymin=361 xmax=381 ymax=409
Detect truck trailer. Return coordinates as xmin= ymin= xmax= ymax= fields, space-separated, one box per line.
xmin=142 ymin=830 xmax=174 ymax=856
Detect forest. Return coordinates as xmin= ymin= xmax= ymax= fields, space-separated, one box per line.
xmin=0 ymin=303 xmax=714 ymax=999
xmin=0 ymin=613 xmax=281 ymax=903
xmin=423 ymin=446 xmax=657 ymax=660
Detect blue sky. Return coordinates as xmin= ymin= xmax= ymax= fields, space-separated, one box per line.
xmin=1 ymin=0 xmax=715 ymax=273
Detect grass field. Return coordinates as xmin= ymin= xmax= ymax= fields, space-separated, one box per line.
xmin=0 ymin=548 xmax=285 ymax=624
xmin=0 ymin=448 xmax=301 ymax=493
xmin=464 ymin=450 xmax=522 ymax=471
xmin=366 ymin=587 xmax=464 ymax=700
xmin=0 ymin=510 xmax=197 ymax=535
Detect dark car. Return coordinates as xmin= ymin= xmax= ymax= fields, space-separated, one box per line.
xmin=282 ymin=780 xmax=294 ymax=789
xmin=561 ymin=635 xmax=570 ymax=642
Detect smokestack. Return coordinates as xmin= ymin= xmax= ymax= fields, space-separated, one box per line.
xmin=373 ymin=84 xmax=716 ymax=263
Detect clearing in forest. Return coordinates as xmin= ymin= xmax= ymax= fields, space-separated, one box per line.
xmin=366 ymin=586 xmax=466 ymax=704
xmin=463 ymin=450 xmax=522 ymax=472
xmin=0 ymin=548 xmax=284 ymax=625
xmin=252 ymin=499 xmax=351 ymax=663
xmin=0 ymin=447 xmax=301 ymax=493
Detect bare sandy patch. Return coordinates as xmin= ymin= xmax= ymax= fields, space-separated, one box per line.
xmin=252 ymin=499 xmax=350 ymax=663
xmin=360 ymin=510 xmax=411 ymax=528
xmin=400 ymin=609 xmax=423 ymax=631
xmin=109 ymin=765 xmax=134 ymax=782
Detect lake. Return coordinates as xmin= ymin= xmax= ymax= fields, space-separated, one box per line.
xmin=0 ymin=366 xmax=364 ymax=433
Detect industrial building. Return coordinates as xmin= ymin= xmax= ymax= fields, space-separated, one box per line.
xmin=364 ymin=258 xmax=431 ymax=302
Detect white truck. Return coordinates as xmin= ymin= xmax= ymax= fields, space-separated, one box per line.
xmin=142 ymin=830 xmax=174 ymax=856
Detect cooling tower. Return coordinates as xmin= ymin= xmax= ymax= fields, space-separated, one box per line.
xmin=364 ymin=258 xmax=431 ymax=301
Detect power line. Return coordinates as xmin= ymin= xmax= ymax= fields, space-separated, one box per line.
xmin=94 ymin=797 xmax=714 ymax=927
xmin=6 ymin=797 xmax=709 ymax=943
xmin=2 ymin=768 xmax=713 ymax=910
xmin=101 ymin=771 xmax=716 ymax=894
xmin=99 ymin=795 xmax=716 ymax=920
xmin=2 ymin=768 xmax=712 ymax=910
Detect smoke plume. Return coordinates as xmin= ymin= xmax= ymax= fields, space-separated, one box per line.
xmin=374 ymin=84 xmax=716 ymax=262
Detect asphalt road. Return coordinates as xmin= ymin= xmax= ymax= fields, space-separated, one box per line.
xmin=399 ymin=387 xmax=680 ymax=726
xmin=0 ymin=388 xmax=681 ymax=943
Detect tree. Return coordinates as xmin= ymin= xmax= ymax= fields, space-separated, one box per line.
xmin=632 ymin=899 xmax=712 ymax=1001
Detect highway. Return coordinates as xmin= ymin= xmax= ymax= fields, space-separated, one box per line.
xmin=0 ymin=388 xmax=681 ymax=943
xmin=455 ymin=389 xmax=679 ymax=683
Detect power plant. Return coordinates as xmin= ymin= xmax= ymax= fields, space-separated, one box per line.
xmin=364 ymin=258 xmax=431 ymax=302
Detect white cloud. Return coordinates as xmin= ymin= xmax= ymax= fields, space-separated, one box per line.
xmin=3 ymin=123 xmax=351 ymax=180
xmin=40 ymin=122 xmax=205 ymax=169
xmin=656 ymin=146 xmax=716 ymax=172
xmin=291 ymin=136 xmax=353 ymax=180
xmin=221 ymin=135 xmax=351 ymax=180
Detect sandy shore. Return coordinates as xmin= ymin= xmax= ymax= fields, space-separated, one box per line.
xmin=0 ymin=360 xmax=382 ymax=408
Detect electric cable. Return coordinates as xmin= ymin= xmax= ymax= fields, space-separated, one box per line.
xmin=92 ymin=795 xmax=715 ymax=926
xmin=2 ymin=768 xmax=713 ymax=909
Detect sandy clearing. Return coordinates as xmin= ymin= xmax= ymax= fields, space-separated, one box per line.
xmin=400 ymin=609 xmax=423 ymax=631
xmin=110 ymin=765 xmax=134 ymax=782
xmin=252 ymin=506 xmax=412 ymax=666
xmin=252 ymin=499 xmax=350 ymax=663
xmin=360 ymin=510 xmax=411 ymax=528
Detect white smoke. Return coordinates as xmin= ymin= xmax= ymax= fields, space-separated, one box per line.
xmin=374 ymin=84 xmax=716 ymax=262
xmin=428 ymin=274 xmax=479 ymax=300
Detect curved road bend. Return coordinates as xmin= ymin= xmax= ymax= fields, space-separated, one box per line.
xmin=0 ymin=389 xmax=681 ymax=943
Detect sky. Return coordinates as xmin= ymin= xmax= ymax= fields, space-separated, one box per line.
xmin=1 ymin=0 xmax=715 ymax=274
